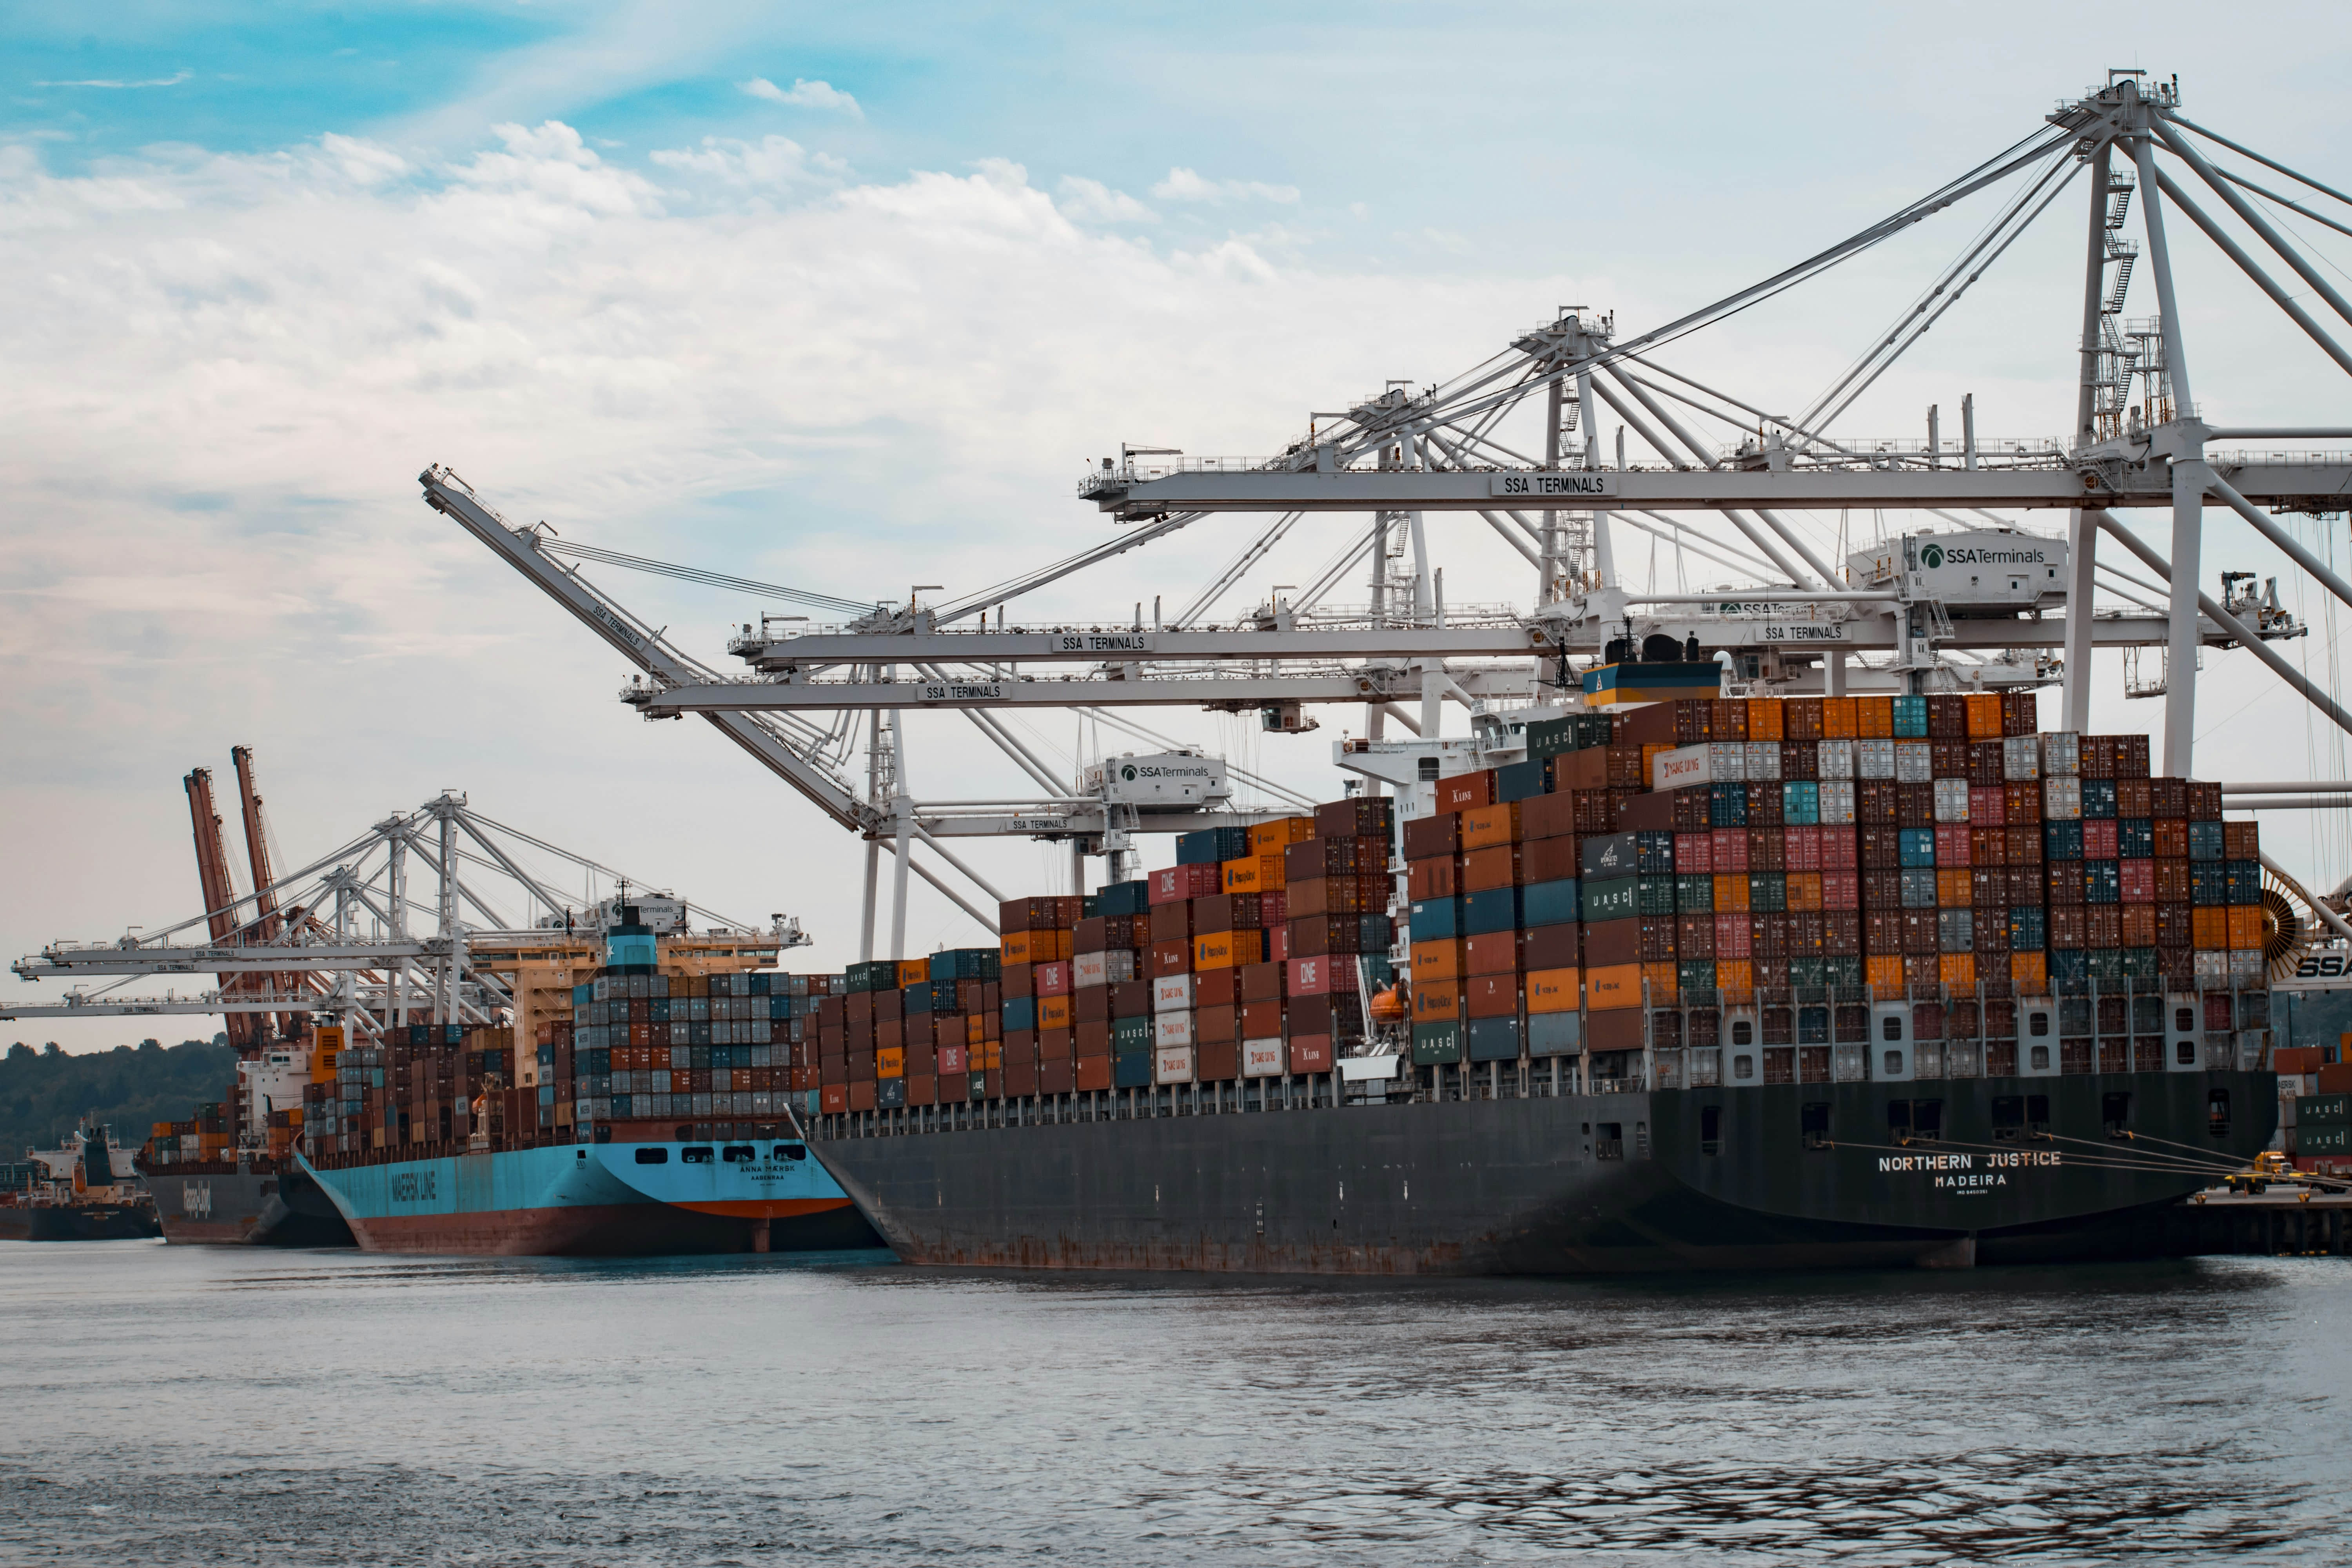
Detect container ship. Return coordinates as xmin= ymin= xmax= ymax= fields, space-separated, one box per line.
xmin=794 ymin=687 xmax=2283 ymax=1274
xmin=1 ymin=1118 xmax=161 ymax=1242
xmin=138 ymin=1042 xmax=354 ymax=1247
xmin=294 ymin=915 xmax=877 ymax=1256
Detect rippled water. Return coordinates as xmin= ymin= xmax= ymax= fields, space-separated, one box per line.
xmin=2 ymin=1240 xmax=2347 ymax=1564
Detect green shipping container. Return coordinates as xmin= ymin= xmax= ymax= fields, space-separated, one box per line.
xmin=2297 ymin=1094 xmax=2350 ymax=1128
xmin=2296 ymin=1123 xmax=2350 ymax=1155
xmin=1412 ymin=1020 xmax=1464 ymax=1065
xmin=1583 ymin=876 xmax=1638 ymax=922
xmin=1635 ymin=876 xmax=1678 ymax=917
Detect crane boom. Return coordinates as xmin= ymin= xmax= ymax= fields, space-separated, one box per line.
xmin=419 ymin=468 xmax=878 ymax=834
xmin=183 ymin=767 xmax=257 ymax=1049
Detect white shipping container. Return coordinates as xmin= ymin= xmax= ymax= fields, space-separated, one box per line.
xmin=1072 ymin=951 xmax=1110 ymax=989
xmin=1857 ymin=738 xmax=1897 ymax=780
xmin=2043 ymin=778 xmax=2083 ymax=821
xmin=1152 ymin=974 xmax=1195 ymax=1013
xmin=2229 ymin=950 xmax=2265 ymax=985
xmin=1895 ymin=742 xmax=1933 ymax=784
xmin=1102 ymin=948 xmax=1138 ymax=985
xmin=1743 ymin=741 xmax=1782 ymax=781
xmin=1155 ymin=1044 xmax=1198 ymax=1085
xmin=2003 ymin=735 xmax=2041 ymax=782
xmin=2193 ymin=951 xmax=2230 ymax=984
xmin=1243 ymin=1038 xmax=1287 ymax=1078
xmin=1817 ymin=738 xmax=1857 ymax=780
xmin=1818 ymin=779 xmax=1859 ymax=825
xmin=2040 ymin=731 xmax=2081 ymax=778
xmin=1932 ymin=778 xmax=1970 ymax=823
xmin=1154 ymin=1010 xmax=1195 ymax=1047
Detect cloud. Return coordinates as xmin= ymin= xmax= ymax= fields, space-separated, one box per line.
xmin=0 ymin=121 xmax=1599 ymax=1048
xmin=34 ymin=70 xmax=193 ymax=89
xmin=1054 ymin=175 xmax=1153 ymax=223
xmin=737 ymin=77 xmax=863 ymax=118
xmin=1150 ymin=167 xmax=1299 ymax=205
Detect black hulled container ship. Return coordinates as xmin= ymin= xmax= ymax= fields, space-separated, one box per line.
xmin=800 ymin=688 xmax=2279 ymax=1274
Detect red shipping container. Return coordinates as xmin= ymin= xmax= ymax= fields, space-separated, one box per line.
xmin=2120 ymin=859 xmax=2156 ymax=902
xmin=1677 ymin=913 xmax=1717 ymax=958
xmin=2082 ymin=818 xmax=2119 ymax=858
xmin=1035 ymin=961 xmax=1071 ymax=996
xmin=1970 ymin=786 xmax=2007 ymax=825
xmin=1715 ymin=913 xmax=1753 ymax=958
xmin=1286 ymin=954 xmax=1358 ymax=995
xmin=1289 ymin=1035 xmax=1335 ymax=1073
xmin=1823 ymin=910 xmax=1863 ymax=955
xmin=2006 ymin=826 xmax=2044 ymax=865
xmin=1821 ymin=870 xmax=1860 ymax=910
xmin=1149 ymin=939 xmax=1192 ymax=977
xmin=1075 ymin=1056 xmax=1111 ymax=1093
xmin=1406 ymin=858 xmax=1461 ymax=901
xmin=1168 ymin=864 xmax=1229 ymax=904
xmin=1860 ymin=826 xmax=1901 ymax=869
xmin=1746 ymin=827 xmax=1786 ymax=872
xmin=1712 ymin=828 xmax=1750 ymax=873
xmin=1438 ymin=770 xmax=1497 ymax=813
xmin=1463 ymin=973 xmax=1519 ymax=1018
xmin=1197 ymin=1042 xmax=1241 ymax=1083
xmin=1818 ymin=826 xmax=1858 ymax=871
xmin=1039 ymin=1058 xmax=1075 ymax=1095
xmin=1934 ymin=824 xmax=1971 ymax=866
xmin=1783 ymin=826 xmax=1822 ymax=872
xmin=1674 ymin=831 xmax=1715 ymax=874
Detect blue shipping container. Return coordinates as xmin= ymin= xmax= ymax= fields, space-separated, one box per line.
xmin=1524 ymin=878 xmax=1581 ymax=927
xmin=1463 ymin=887 xmax=1525 ymax=936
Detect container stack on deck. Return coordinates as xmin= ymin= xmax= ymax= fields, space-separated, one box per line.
xmin=815 ymin=949 xmax=1003 ymax=1111
xmin=1405 ymin=690 xmax=2270 ymax=1088
xmin=568 ymin=938 xmax=839 ymax=1139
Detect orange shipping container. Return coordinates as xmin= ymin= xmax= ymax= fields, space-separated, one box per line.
xmin=1714 ymin=873 xmax=1752 ymax=913
xmin=1038 ymin=995 xmax=1073 ymax=1030
xmin=1716 ymin=958 xmax=1755 ymax=997
xmin=1820 ymin=695 xmax=1858 ymax=739
xmin=1410 ymin=939 xmax=1466 ymax=982
xmin=1936 ymin=869 xmax=1972 ymax=908
xmin=896 ymin=959 xmax=930 ymax=987
xmin=2011 ymin=951 xmax=2048 ymax=990
xmin=877 ymin=1047 xmax=906 ymax=1079
xmin=1459 ymin=802 xmax=1523 ymax=849
xmin=1855 ymin=696 xmax=1895 ymax=738
xmin=2226 ymin=907 xmax=2263 ymax=950
xmin=1786 ymin=872 xmax=1824 ymax=911
xmin=1747 ymin=699 xmax=1784 ymax=741
xmin=1643 ymin=962 xmax=1679 ymax=1005
xmin=1587 ymin=962 xmax=1643 ymax=1011
xmin=1250 ymin=817 xmax=1315 ymax=855
xmin=1526 ymin=967 xmax=1581 ymax=1013
xmin=1866 ymin=954 xmax=1905 ymax=994
xmin=1002 ymin=929 xmax=1073 ymax=965
xmin=1194 ymin=930 xmax=1264 ymax=970
xmin=1964 ymin=693 xmax=2003 ymax=740
xmin=1939 ymin=953 xmax=1977 ymax=989
xmin=2191 ymin=907 xmax=2229 ymax=950
xmin=966 ymin=1014 xmax=984 ymax=1046
xmin=1413 ymin=981 xmax=1462 ymax=1022
xmin=1221 ymin=856 xmax=1265 ymax=895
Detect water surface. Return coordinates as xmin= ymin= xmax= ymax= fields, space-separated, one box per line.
xmin=2 ymin=1241 xmax=2345 ymax=1564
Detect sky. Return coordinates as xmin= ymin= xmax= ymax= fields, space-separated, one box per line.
xmin=8 ymin=1 xmax=2352 ymax=1049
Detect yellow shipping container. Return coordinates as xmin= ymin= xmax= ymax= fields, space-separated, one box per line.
xmin=1221 ymin=856 xmax=1264 ymax=894
xmin=877 ymin=1047 xmax=906 ymax=1079
xmin=896 ymin=958 xmax=930 ymax=987
xmin=966 ymin=1014 xmax=985 ymax=1046
xmin=1038 ymin=995 xmax=1073 ymax=1030
xmin=1747 ymin=699 xmax=1784 ymax=741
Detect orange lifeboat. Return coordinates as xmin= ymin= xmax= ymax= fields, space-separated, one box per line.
xmin=1368 ymin=984 xmax=1407 ymax=1024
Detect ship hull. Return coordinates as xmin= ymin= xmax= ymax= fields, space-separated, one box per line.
xmin=0 ymin=1204 xmax=162 ymax=1242
xmin=809 ymin=1071 xmax=2276 ymax=1275
xmin=146 ymin=1167 xmax=356 ymax=1247
xmin=299 ymin=1140 xmax=880 ymax=1257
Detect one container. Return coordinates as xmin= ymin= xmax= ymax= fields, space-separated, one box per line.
xmin=2041 ymin=731 xmax=2082 ymax=778
xmin=1894 ymin=742 xmax=1933 ymax=784
xmin=2002 ymin=735 xmax=2041 ymax=782
xmin=1857 ymin=739 xmax=1897 ymax=780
